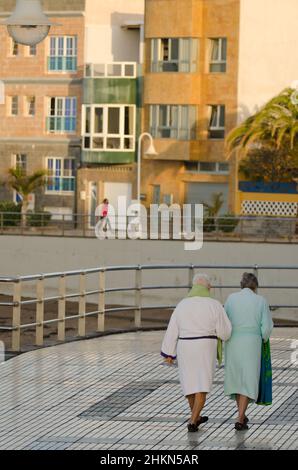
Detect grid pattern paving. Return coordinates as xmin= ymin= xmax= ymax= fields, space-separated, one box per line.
xmin=0 ymin=329 xmax=297 ymax=450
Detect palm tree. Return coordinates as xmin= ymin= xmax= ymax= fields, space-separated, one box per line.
xmin=7 ymin=168 xmax=47 ymax=227
xmin=226 ymin=88 xmax=298 ymax=157
xmin=203 ymin=192 xmax=224 ymax=218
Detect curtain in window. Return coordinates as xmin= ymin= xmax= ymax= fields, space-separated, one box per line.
xmin=179 ymin=39 xmax=190 ymax=72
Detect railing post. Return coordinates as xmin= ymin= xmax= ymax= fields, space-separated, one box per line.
xmin=58 ymin=275 xmax=66 ymax=341
xmin=78 ymin=272 xmax=86 ymax=337
xmin=36 ymin=277 xmax=45 ymax=346
xmin=0 ymin=212 xmax=3 ymax=234
xmin=253 ymin=264 xmax=259 ymax=293
xmin=12 ymin=279 xmax=22 ymax=351
xmin=97 ymin=270 xmax=105 ymax=332
xmin=188 ymin=263 xmax=194 ymax=289
xmin=62 ymin=214 xmax=65 ymax=237
xmin=83 ymin=214 xmax=86 ymax=238
xmin=134 ymin=266 xmax=142 ymax=328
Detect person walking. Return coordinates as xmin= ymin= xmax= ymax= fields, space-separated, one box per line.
xmin=161 ymin=273 xmax=232 ymax=432
xmin=224 ymin=272 xmax=274 ymax=431
xmin=97 ymin=198 xmax=112 ymax=232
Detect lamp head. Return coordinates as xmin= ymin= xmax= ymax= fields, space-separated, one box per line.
xmin=145 ymin=141 xmax=158 ymax=156
xmin=2 ymin=0 xmax=55 ymax=46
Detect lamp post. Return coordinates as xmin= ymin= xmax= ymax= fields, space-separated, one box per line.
xmin=137 ymin=132 xmax=157 ymax=206
xmin=1 ymin=0 xmax=55 ymax=46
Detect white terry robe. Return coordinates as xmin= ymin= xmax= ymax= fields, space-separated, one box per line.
xmin=161 ymin=297 xmax=232 ymax=396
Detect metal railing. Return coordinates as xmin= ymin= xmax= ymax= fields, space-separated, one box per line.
xmin=0 ymin=212 xmax=297 ymax=242
xmin=0 ymin=264 xmax=297 ymax=352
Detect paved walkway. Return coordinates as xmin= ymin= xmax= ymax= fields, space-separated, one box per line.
xmin=0 ymin=329 xmax=297 ymax=450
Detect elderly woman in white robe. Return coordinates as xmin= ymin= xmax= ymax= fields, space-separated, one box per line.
xmin=161 ymin=274 xmax=232 ymax=432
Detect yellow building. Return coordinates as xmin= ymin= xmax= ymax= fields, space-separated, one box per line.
xmin=142 ymin=0 xmax=298 ymax=214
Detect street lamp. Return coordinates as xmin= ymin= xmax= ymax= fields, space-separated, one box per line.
xmin=137 ymin=132 xmax=157 ymax=205
xmin=1 ymin=0 xmax=54 ymax=46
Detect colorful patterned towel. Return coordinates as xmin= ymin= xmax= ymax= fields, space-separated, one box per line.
xmin=256 ymin=340 xmax=272 ymax=406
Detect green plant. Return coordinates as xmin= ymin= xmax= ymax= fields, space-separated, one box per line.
xmin=6 ymin=168 xmax=48 ymax=227
xmin=27 ymin=211 xmax=52 ymax=227
xmin=202 ymin=193 xmax=224 ymax=232
xmin=226 ymin=88 xmax=298 ymax=157
xmin=217 ymin=214 xmax=239 ymax=233
xmin=0 ymin=201 xmax=21 ymax=227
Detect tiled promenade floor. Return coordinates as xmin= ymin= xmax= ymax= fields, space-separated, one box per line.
xmin=0 ymin=328 xmax=297 ymax=450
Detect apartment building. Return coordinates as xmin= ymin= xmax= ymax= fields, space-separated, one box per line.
xmin=77 ymin=0 xmax=144 ymax=221
xmin=0 ymin=0 xmax=86 ymax=219
xmin=143 ymin=0 xmax=298 ymax=213
xmin=0 ymin=0 xmax=144 ymax=221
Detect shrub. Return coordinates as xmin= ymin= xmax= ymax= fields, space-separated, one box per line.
xmin=27 ymin=211 xmax=52 ymax=227
xmin=217 ymin=214 xmax=239 ymax=233
xmin=0 ymin=201 xmax=21 ymax=226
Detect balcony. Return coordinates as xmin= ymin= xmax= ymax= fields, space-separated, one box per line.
xmin=46 ymin=117 xmax=77 ymax=133
xmin=48 ymin=57 xmax=77 ymax=72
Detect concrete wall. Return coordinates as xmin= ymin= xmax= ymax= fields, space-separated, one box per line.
xmin=84 ymin=0 xmax=144 ymax=63
xmin=0 ymin=236 xmax=297 ymax=322
xmin=237 ymin=0 xmax=298 ymax=122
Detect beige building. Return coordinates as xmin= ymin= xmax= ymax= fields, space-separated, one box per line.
xmin=142 ymin=0 xmax=298 ymax=213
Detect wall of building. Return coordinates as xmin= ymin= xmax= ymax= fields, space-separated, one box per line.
xmin=237 ymin=0 xmax=298 ymax=122
xmin=84 ymin=0 xmax=144 ymax=63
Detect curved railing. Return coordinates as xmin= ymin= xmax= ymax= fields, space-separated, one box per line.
xmin=0 ymin=263 xmax=297 ymax=352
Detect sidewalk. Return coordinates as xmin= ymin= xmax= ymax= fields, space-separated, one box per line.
xmin=0 ymin=329 xmax=297 ymax=450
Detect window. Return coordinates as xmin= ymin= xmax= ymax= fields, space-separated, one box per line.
xmin=185 ymin=161 xmax=229 ymax=174
xmin=26 ymin=96 xmax=36 ymax=116
xmin=150 ymin=105 xmax=196 ymax=140
xmin=46 ymin=157 xmax=76 ymax=193
xmin=11 ymin=40 xmax=19 ymax=56
xmin=13 ymin=154 xmax=27 ymax=174
xmin=48 ymin=36 xmax=78 ymax=72
xmin=29 ymin=44 xmax=37 ymax=56
xmin=208 ymin=105 xmax=225 ymax=139
xmin=83 ymin=105 xmax=135 ymax=151
xmin=10 ymin=96 xmax=19 ymax=116
xmin=151 ymin=38 xmax=198 ymax=72
xmin=47 ymin=97 xmax=77 ymax=133
xmin=152 ymin=185 xmax=161 ymax=205
xmin=209 ymin=38 xmax=227 ymax=73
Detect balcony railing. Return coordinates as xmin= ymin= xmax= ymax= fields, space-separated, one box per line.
xmin=85 ymin=62 xmax=137 ymax=78
xmin=48 ymin=56 xmax=77 ymax=72
xmin=46 ymin=116 xmax=77 ymax=133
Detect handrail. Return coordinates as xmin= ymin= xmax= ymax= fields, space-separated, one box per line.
xmin=0 ymin=263 xmax=297 ymax=351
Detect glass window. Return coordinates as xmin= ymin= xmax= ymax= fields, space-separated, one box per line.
xmin=83 ymin=105 xmax=135 ymax=151
xmin=48 ymin=36 xmax=77 ymax=72
xmin=218 ymin=162 xmax=229 ymax=173
xmin=11 ymin=96 xmax=18 ymax=115
xmin=26 ymin=96 xmax=35 ymax=116
xmin=14 ymin=154 xmax=27 ymax=174
xmin=29 ymin=44 xmax=37 ymax=56
xmin=150 ymin=105 xmax=196 ymax=140
xmin=108 ymin=108 xmax=120 ymax=134
xmin=12 ymin=41 xmax=19 ymax=56
xmin=94 ymin=107 xmax=103 ymax=134
xmin=199 ymin=162 xmax=217 ymax=172
xmin=210 ymin=38 xmax=227 ymax=73
xmin=46 ymin=157 xmax=75 ymax=193
xmin=48 ymin=97 xmax=77 ymax=133
xmin=208 ymin=105 xmax=225 ymax=139
xmin=151 ymin=38 xmax=198 ymax=73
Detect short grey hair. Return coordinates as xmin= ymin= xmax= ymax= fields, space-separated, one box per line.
xmin=192 ymin=273 xmax=211 ymax=288
xmin=240 ymin=272 xmax=258 ymax=291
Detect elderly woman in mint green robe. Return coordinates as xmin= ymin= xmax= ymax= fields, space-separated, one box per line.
xmin=224 ymin=273 xmax=273 ymax=431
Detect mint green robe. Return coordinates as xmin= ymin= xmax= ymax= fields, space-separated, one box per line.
xmin=224 ymin=288 xmax=273 ymax=403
